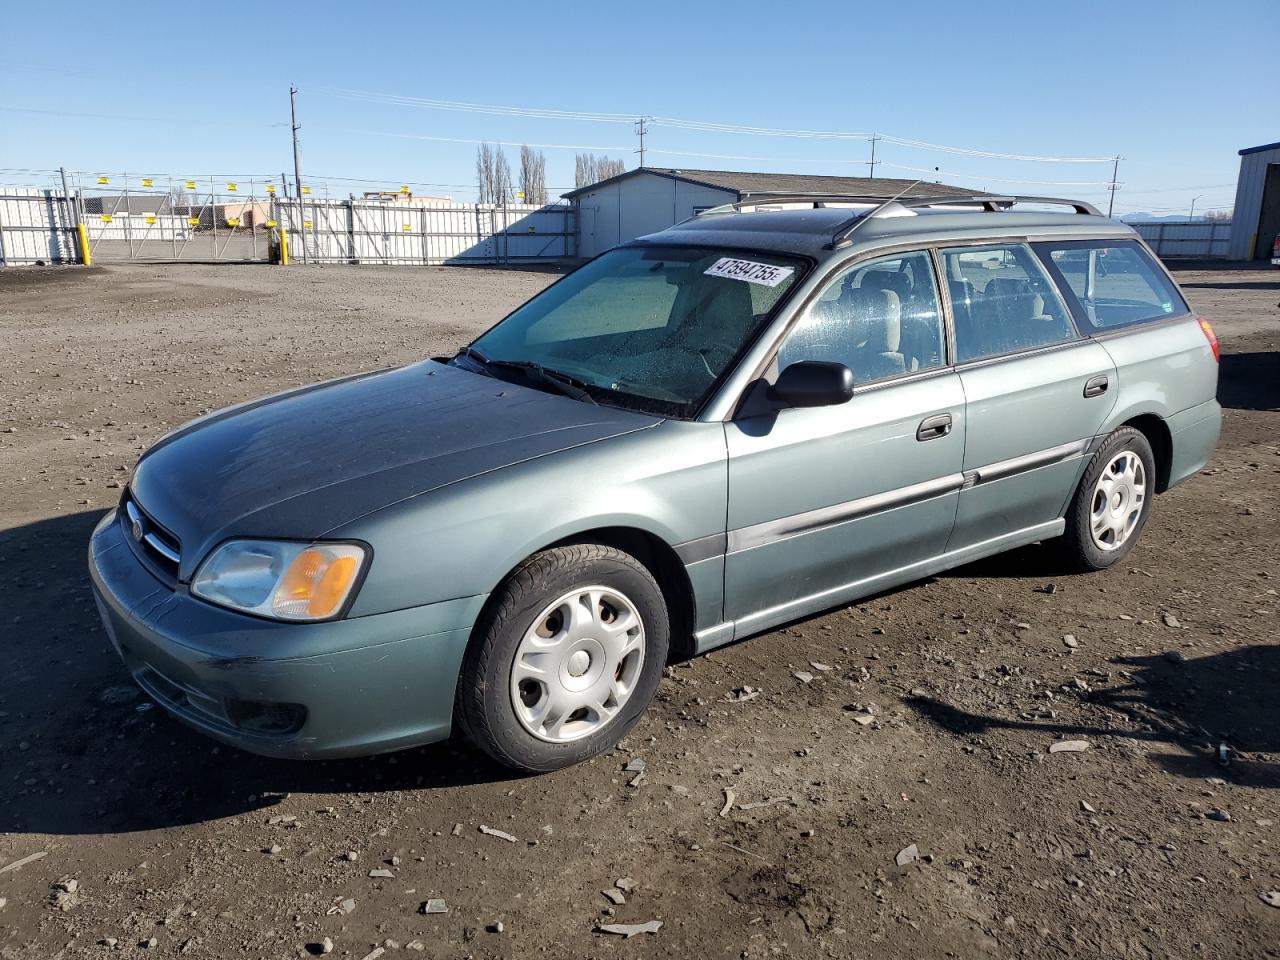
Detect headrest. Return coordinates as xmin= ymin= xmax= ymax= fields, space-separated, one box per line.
xmin=845 ymin=287 xmax=900 ymax=353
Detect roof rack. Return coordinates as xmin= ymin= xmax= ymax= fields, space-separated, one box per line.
xmin=896 ymin=195 xmax=1102 ymax=216
xmin=826 ymin=194 xmax=1102 ymax=248
xmin=695 ymin=193 xmax=1101 ymax=220
xmin=690 ymin=192 xmax=1103 ymax=248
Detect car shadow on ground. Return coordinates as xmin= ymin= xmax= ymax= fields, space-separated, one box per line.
xmin=1218 ymin=351 xmax=1280 ymax=411
xmin=906 ymin=644 xmax=1279 ymax=790
xmin=0 ymin=510 xmax=523 ymax=837
xmin=1176 ymin=279 xmax=1280 ymax=291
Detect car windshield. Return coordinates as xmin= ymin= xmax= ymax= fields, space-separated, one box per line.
xmin=460 ymin=245 xmax=808 ymax=417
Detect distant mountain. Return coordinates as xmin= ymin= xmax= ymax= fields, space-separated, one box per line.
xmin=1120 ymin=212 xmax=1218 ymax=223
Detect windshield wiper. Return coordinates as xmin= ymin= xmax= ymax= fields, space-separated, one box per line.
xmin=453 ymin=346 xmax=493 ymax=372
xmin=459 ymin=351 xmax=597 ymax=405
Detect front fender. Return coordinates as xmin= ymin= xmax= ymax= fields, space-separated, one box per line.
xmin=336 ymin=420 xmax=728 ymax=618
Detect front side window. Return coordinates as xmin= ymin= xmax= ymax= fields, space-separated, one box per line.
xmin=1037 ymin=239 xmax=1188 ymax=330
xmin=942 ymin=244 xmax=1078 ymax=363
xmin=777 ymin=250 xmax=946 ymax=384
xmin=465 ymin=245 xmax=807 ymax=416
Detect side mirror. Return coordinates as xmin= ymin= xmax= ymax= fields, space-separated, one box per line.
xmin=768 ymin=360 xmax=855 ymax=408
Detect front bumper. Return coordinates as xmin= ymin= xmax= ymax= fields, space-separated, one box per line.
xmin=88 ymin=509 xmax=486 ymax=759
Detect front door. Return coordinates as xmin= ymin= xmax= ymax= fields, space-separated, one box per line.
xmin=724 ymin=250 xmax=965 ymax=634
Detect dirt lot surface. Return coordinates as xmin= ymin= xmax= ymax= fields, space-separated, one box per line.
xmin=1 ymin=261 xmax=1277 ymax=959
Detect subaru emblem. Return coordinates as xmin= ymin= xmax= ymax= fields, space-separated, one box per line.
xmin=131 ymin=516 xmax=145 ymax=542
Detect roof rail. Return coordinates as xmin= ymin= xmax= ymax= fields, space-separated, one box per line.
xmin=686 ymin=191 xmax=1104 ymax=247
xmin=692 ymin=194 xmax=895 ymax=219
xmin=695 ymin=192 xmax=1100 ymax=218
xmin=825 ymin=193 xmax=1102 ymax=248
xmin=899 ymin=195 xmax=1102 ymax=216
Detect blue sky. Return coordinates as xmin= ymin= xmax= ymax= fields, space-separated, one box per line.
xmin=2 ymin=0 xmax=1275 ymax=216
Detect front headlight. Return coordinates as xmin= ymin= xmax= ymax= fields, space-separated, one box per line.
xmin=191 ymin=540 xmax=368 ymax=621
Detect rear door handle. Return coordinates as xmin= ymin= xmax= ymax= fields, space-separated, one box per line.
xmin=916 ymin=413 xmax=953 ymax=441
xmin=1083 ymin=375 xmax=1109 ymax=398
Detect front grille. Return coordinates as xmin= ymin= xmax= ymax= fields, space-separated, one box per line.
xmin=121 ymin=491 xmax=182 ymax=580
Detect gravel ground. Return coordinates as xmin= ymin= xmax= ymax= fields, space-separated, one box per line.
xmin=0 ymin=260 xmax=1277 ymax=959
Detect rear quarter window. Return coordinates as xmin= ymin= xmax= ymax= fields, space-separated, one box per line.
xmin=1035 ymin=239 xmax=1189 ymax=331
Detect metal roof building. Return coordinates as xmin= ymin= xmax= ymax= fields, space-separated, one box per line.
xmin=1226 ymin=141 xmax=1280 ymax=260
xmin=561 ymin=167 xmax=974 ymax=259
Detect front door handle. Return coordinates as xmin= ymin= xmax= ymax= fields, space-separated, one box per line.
xmin=916 ymin=413 xmax=953 ymax=441
xmin=1083 ymin=374 xmax=1109 ymax=398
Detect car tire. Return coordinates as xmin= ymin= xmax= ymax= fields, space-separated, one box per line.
xmin=457 ymin=543 xmax=669 ymax=772
xmin=1059 ymin=427 xmax=1156 ymax=572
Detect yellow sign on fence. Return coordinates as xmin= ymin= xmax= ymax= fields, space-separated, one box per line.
xmin=301 ymin=186 xmax=311 ymax=195
xmin=403 ymin=223 xmax=412 ymax=231
xmin=141 ymin=178 xmax=154 ymax=187
xmin=145 ymin=216 xmax=157 ymax=224
xmin=399 ymin=185 xmax=410 ymax=195
xmin=303 ymin=219 xmax=313 ymax=229
xmin=100 ymin=214 xmax=113 ymax=222
xmin=226 ymin=183 xmax=238 ymax=192
xmin=265 ymin=184 xmax=276 ymax=194
xmin=97 ymin=176 xmax=109 ymax=185
xmin=184 ymin=180 xmax=197 ymax=190
xmin=226 ymin=218 xmax=240 ymax=227
xmin=188 ymin=217 xmax=200 ymax=226
xmin=266 ymin=219 xmax=278 ymax=228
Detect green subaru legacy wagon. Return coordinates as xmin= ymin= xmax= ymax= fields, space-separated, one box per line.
xmin=89 ymin=194 xmax=1221 ymax=771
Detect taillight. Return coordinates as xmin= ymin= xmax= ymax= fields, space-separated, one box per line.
xmin=1198 ymin=317 xmax=1220 ymax=362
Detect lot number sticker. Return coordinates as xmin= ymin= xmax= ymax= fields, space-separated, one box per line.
xmin=704 ymin=257 xmax=794 ymax=287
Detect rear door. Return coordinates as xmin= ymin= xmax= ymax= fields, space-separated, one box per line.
xmin=942 ymin=242 xmax=1117 ymax=551
xmin=724 ymin=250 xmax=965 ymax=632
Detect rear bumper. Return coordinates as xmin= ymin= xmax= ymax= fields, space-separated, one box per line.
xmin=89 ymin=510 xmax=485 ymax=759
xmin=1166 ymin=398 xmax=1222 ymax=490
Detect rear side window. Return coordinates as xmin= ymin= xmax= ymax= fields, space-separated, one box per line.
xmin=941 ymin=244 xmax=1078 ymax=363
xmin=1035 ymin=239 xmax=1188 ymax=330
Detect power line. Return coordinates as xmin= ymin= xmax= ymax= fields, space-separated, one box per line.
xmin=310 ymin=123 xmax=630 ymax=153
xmin=317 ymin=87 xmax=1118 ymax=164
xmin=877 ymin=161 xmax=1118 ymax=187
xmin=324 ymin=88 xmax=636 ymax=123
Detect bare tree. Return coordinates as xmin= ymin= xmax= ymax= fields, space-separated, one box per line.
xmin=574 ymin=153 xmax=627 ymax=188
xmin=598 ymin=156 xmax=626 ymax=180
xmin=475 ymin=143 xmax=496 ymax=204
xmin=1202 ymin=208 xmax=1232 ymax=222
xmin=519 ymin=145 xmax=547 ymax=206
xmin=493 ymin=147 xmax=513 ymax=205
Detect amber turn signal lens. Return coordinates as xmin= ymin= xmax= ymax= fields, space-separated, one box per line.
xmin=271 ymin=545 xmax=365 ymax=620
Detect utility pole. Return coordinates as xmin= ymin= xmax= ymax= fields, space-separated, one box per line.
xmin=290 ymin=84 xmax=308 ymax=263
xmin=868 ymin=133 xmax=880 ymax=179
xmin=1189 ymin=195 xmax=1203 ymax=220
xmin=1106 ymin=156 xmax=1121 ymax=218
xmin=634 ymin=116 xmax=648 ymax=168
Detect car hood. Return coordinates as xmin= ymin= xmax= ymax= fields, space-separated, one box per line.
xmin=128 ymin=360 xmax=660 ymax=579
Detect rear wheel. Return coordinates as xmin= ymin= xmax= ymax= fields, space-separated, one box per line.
xmin=457 ymin=543 xmax=669 ymax=772
xmin=1060 ymin=427 xmax=1156 ymax=571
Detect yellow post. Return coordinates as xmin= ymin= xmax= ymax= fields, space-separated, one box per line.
xmin=278 ymin=224 xmax=290 ymax=266
xmin=77 ymin=223 xmax=92 ymax=266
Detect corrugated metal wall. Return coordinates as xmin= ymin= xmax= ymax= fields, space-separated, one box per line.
xmin=277 ymin=200 xmax=575 ymax=265
xmin=572 ymin=173 xmax=735 ymax=258
xmin=1227 ymin=145 xmax=1280 ymax=260
xmin=1133 ymin=220 xmax=1232 ymax=258
xmin=0 ymin=188 xmax=78 ymax=264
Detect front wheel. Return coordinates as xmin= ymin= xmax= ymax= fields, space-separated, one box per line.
xmin=1059 ymin=427 xmax=1156 ymax=571
xmin=457 ymin=544 xmax=669 ymax=772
